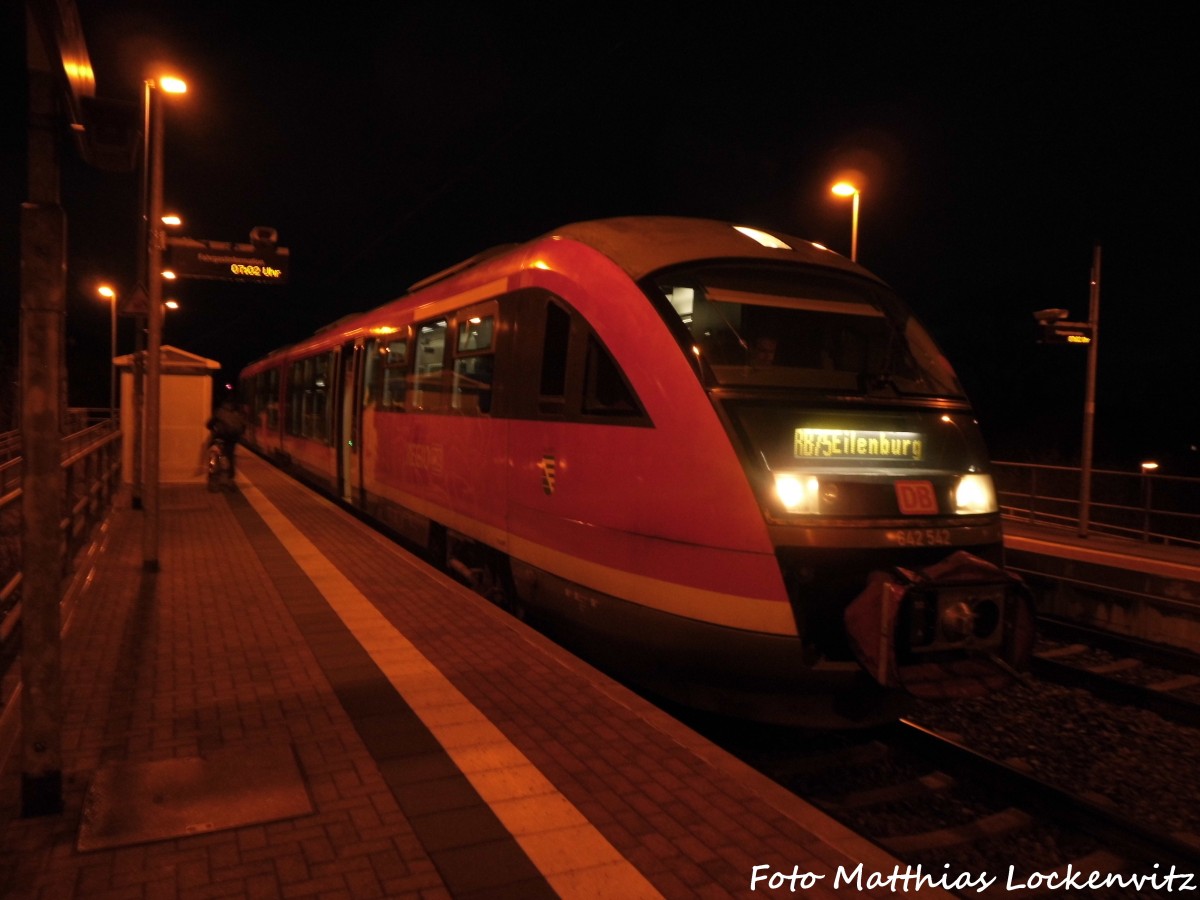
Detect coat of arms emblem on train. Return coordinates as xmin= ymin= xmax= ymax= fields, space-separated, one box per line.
xmin=538 ymin=455 xmax=557 ymax=495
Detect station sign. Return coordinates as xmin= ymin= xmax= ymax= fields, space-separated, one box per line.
xmin=166 ymin=237 xmax=289 ymax=284
xmin=1037 ymin=321 xmax=1093 ymax=345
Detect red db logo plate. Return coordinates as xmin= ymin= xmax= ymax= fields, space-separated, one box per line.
xmin=895 ymin=480 xmax=939 ymax=515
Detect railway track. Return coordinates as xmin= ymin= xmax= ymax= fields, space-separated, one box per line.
xmin=774 ymin=720 xmax=1200 ymax=896
xmin=1030 ymin=617 xmax=1200 ymax=728
xmin=672 ymin=702 xmax=1200 ymax=898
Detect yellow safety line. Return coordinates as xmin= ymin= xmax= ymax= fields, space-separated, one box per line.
xmin=239 ymin=475 xmax=663 ymax=899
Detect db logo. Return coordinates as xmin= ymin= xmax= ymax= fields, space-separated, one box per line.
xmin=895 ymin=480 xmax=939 ymax=515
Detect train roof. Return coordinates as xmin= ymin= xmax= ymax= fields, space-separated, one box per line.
xmin=541 ymin=216 xmax=883 ymax=284
xmin=241 ymin=216 xmax=885 ymax=372
xmin=404 ymin=216 xmax=885 ymax=296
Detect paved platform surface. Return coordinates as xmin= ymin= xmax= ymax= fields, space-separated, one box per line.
xmin=1004 ymin=520 xmax=1200 ymax=582
xmin=0 ymin=452 xmax=926 ymax=899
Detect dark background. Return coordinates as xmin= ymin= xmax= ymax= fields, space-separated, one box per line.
xmin=4 ymin=3 xmax=1197 ymax=471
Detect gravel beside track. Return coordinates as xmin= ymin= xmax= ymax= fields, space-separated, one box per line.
xmin=908 ymin=676 xmax=1200 ymax=844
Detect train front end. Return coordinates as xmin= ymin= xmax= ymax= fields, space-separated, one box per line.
xmin=649 ymin=249 xmax=1034 ymax=716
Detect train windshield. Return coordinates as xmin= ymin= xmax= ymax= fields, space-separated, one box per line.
xmin=649 ymin=263 xmax=965 ymax=398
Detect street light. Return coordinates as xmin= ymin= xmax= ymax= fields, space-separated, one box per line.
xmin=831 ymin=181 xmax=860 ymax=262
xmin=97 ymin=284 xmax=118 ymax=419
xmin=142 ymin=73 xmax=187 ymax=572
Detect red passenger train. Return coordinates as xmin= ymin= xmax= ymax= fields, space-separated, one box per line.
xmin=239 ymin=217 xmax=1033 ymax=726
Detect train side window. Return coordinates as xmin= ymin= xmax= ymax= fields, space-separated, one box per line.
xmin=539 ymin=301 xmax=571 ymax=414
xmin=253 ymin=367 xmax=280 ymax=429
xmin=286 ymin=351 xmax=334 ymax=443
xmin=244 ymin=374 xmax=257 ymax=424
xmin=286 ymin=362 xmax=302 ymax=436
xmin=384 ymin=338 xmax=409 ymax=410
xmin=582 ymin=334 xmax=642 ymax=417
xmin=457 ymin=312 xmax=494 ymax=353
xmin=411 ymin=318 xmax=449 ymax=411
xmin=452 ymin=304 xmax=496 ymax=415
xmin=364 ymin=340 xmax=382 ymax=408
xmin=365 ymin=334 xmax=410 ymax=412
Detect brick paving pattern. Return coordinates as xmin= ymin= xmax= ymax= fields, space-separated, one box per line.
xmin=0 ymin=454 xmax=932 ymax=898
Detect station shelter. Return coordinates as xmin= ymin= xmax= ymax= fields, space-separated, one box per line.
xmin=115 ymin=345 xmax=221 ymax=484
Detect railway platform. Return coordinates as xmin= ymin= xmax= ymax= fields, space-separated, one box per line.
xmin=1004 ymin=521 xmax=1200 ymax=586
xmin=1003 ymin=521 xmax=1200 ymax=654
xmin=0 ymin=452 xmax=930 ymax=899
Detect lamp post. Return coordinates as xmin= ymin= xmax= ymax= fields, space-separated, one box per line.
xmin=142 ymin=74 xmax=186 ymax=572
xmin=1031 ymin=247 xmax=1102 ymax=537
xmin=1076 ymin=245 xmax=1102 ymax=537
xmin=1140 ymin=461 xmax=1158 ymax=542
xmin=97 ymin=284 xmax=118 ymax=419
xmin=831 ymin=181 xmax=860 ymax=262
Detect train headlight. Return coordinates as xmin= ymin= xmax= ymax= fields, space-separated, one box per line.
xmin=954 ymin=473 xmax=996 ymax=514
xmin=774 ymin=473 xmax=820 ymax=514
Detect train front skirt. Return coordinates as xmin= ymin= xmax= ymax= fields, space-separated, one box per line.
xmin=844 ymin=551 xmax=1036 ymax=699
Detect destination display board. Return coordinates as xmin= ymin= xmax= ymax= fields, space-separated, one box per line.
xmin=166 ymin=237 xmax=289 ymax=283
xmin=794 ymin=427 xmax=924 ymax=462
xmin=1038 ymin=321 xmax=1093 ymax=344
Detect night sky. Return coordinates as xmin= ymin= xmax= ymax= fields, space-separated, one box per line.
xmin=4 ymin=4 xmax=1197 ymax=472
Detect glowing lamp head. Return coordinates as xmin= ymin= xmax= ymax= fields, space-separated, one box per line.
xmin=831 ymin=181 xmax=859 ymax=197
xmin=158 ymin=76 xmax=187 ymax=94
xmin=954 ymin=473 xmax=997 ymax=514
xmin=774 ymin=472 xmax=821 ymax=514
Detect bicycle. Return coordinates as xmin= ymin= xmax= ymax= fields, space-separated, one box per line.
xmin=207 ymin=437 xmax=234 ymax=491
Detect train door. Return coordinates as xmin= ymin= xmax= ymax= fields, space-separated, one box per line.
xmin=337 ymin=340 xmax=364 ymax=503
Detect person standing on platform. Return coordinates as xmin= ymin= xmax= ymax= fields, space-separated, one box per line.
xmin=206 ymin=397 xmax=246 ymax=478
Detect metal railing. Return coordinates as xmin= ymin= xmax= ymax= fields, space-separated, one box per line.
xmin=0 ymin=413 xmax=123 ymax=711
xmin=993 ymin=460 xmax=1200 ymax=549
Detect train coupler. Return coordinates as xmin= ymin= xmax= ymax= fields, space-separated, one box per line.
xmin=843 ymin=550 xmax=1036 ymax=699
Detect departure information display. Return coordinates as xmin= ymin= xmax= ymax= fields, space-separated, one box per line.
xmin=167 ymin=237 xmax=289 ymax=283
